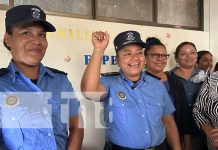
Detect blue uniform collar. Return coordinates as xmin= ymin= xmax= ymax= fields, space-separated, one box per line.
xmin=8 ymin=60 xmax=56 ymax=85
xmin=117 ymin=70 xmax=149 ymax=86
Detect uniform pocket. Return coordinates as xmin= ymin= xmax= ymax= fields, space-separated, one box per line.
xmin=1 ymin=107 xmax=24 ymax=149
xmin=110 ymin=100 xmax=135 ymax=124
xmin=145 ymin=100 xmax=164 ymax=125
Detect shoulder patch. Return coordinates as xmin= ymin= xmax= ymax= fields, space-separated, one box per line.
xmin=101 ymin=72 xmax=120 ymax=76
xmin=46 ymin=67 xmax=67 ymax=75
xmin=0 ymin=68 xmax=9 ymax=76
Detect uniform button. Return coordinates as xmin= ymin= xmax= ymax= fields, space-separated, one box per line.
xmin=43 ymin=110 xmax=49 ymax=115
xmin=189 ymin=104 xmax=192 ymax=107
xmin=141 ymin=114 xmax=145 ymax=117
xmin=122 ymin=103 xmax=124 ymax=106
xmin=146 ymin=131 xmax=149 ymax=133
xmin=188 ymin=92 xmax=191 ymax=95
xmin=48 ymin=132 xmax=52 ymax=136
xmin=139 ymin=100 xmax=142 ymax=103
xmin=11 ymin=117 xmax=15 ymax=121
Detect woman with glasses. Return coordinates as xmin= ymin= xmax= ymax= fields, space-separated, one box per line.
xmin=170 ymin=42 xmax=208 ymax=150
xmin=144 ymin=37 xmax=192 ymax=150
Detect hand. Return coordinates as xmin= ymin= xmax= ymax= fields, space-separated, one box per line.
xmin=208 ymin=128 xmax=218 ymax=147
xmin=92 ymin=31 xmax=109 ymax=53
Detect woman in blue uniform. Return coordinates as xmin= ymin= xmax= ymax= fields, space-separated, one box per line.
xmin=81 ymin=31 xmax=181 ymax=150
xmin=0 ymin=5 xmax=83 ymax=150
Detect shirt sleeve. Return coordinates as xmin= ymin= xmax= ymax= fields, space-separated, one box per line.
xmin=192 ymin=76 xmax=210 ymax=128
xmin=100 ymin=76 xmax=109 ymax=92
xmin=63 ymin=77 xmax=81 ymax=117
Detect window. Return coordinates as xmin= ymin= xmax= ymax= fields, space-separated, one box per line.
xmin=0 ymin=0 xmax=9 ymax=5
xmin=14 ymin=0 xmax=93 ymax=18
xmin=2 ymin=0 xmax=203 ymax=30
xmin=157 ymin=0 xmax=201 ymax=28
xmin=97 ymin=0 xmax=153 ymax=22
xmin=96 ymin=0 xmax=203 ymax=30
xmin=0 ymin=0 xmax=10 ymax=9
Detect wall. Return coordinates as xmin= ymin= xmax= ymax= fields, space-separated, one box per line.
xmin=209 ymin=0 xmax=218 ymax=65
xmin=0 ymin=9 xmax=210 ymax=150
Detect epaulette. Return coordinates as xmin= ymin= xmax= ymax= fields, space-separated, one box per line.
xmin=0 ymin=68 xmax=9 ymax=76
xmin=144 ymin=71 xmax=161 ymax=80
xmin=46 ymin=67 xmax=67 ymax=75
xmin=101 ymin=72 xmax=120 ymax=76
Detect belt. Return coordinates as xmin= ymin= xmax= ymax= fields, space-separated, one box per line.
xmin=103 ymin=141 xmax=162 ymax=150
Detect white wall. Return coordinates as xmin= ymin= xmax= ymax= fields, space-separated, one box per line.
xmin=0 ymin=8 xmax=210 ymax=150
xmin=209 ymin=0 xmax=218 ymax=64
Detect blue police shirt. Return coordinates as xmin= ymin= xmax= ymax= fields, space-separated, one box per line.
xmin=0 ymin=61 xmax=80 ymax=150
xmin=100 ymin=71 xmax=175 ymax=149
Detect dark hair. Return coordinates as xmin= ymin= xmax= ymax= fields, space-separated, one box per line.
xmin=214 ymin=62 xmax=218 ymax=72
xmin=197 ymin=50 xmax=212 ymax=63
xmin=174 ymin=42 xmax=197 ymax=59
xmin=3 ymin=28 xmax=12 ymax=51
xmin=144 ymin=37 xmax=166 ymax=55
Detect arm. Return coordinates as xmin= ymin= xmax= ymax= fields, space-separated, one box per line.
xmin=67 ymin=113 xmax=84 ymax=150
xmin=201 ymin=123 xmax=218 ymax=148
xmin=162 ymin=114 xmax=181 ymax=150
xmin=183 ymin=134 xmax=192 ymax=150
xmin=192 ymin=77 xmax=214 ymax=140
xmin=192 ymin=76 xmax=218 ymax=147
xmin=80 ymin=31 xmax=110 ymax=100
xmin=192 ymin=77 xmax=210 ymax=128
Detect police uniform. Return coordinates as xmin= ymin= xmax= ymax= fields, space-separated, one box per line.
xmin=101 ymin=71 xmax=175 ymax=149
xmin=0 ymin=61 xmax=80 ymax=150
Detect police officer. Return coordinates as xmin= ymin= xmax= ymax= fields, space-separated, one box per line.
xmin=0 ymin=5 xmax=83 ymax=150
xmin=81 ymin=31 xmax=181 ymax=150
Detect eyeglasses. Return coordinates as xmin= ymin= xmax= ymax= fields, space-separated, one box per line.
xmin=147 ymin=53 xmax=170 ymax=60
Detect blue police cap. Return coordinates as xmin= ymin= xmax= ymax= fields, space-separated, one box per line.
xmin=113 ymin=30 xmax=147 ymax=52
xmin=5 ymin=5 xmax=56 ymax=32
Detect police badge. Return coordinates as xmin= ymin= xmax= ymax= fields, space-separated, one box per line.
xmin=31 ymin=8 xmax=41 ymax=19
xmin=117 ymin=91 xmax=126 ymax=101
xmin=5 ymin=95 xmax=19 ymax=107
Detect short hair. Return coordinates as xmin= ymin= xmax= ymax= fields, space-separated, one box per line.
xmin=3 ymin=28 xmax=12 ymax=51
xmin=144 ymin=37 xmax=166 ymax=55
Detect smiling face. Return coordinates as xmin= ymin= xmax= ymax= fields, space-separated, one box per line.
xmin=116 ymin=44 xmax=145 ymax=81
xmin=197 ymin=53 xmax=213 ymax=71
xmin=4 ymin=23 xmax=47 ymax=69
xmin=145 ymin=45 xmax=168 ymax=74
xmin=176 ymin=44 xmax=197 ymax=69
